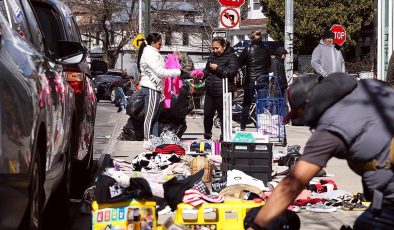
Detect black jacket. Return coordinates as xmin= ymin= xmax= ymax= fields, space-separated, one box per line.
xmin=271 ymin=56 xmax=288 ymax=89
xmin=203 ymin=46 xmax=239 ymax=96
xmin=238 ymin=41 xmax=271 ymax=84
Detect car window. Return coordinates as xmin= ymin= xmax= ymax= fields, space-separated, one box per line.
xmin=68 ymin=15 xmax=81 ymax=42
xmin=0 ymin=0 xmax=32 ymax=42
xmin=20 ymin=0 xmax=44 ymax=52
xmin=32 ymin=4 xmax=63 ymax=58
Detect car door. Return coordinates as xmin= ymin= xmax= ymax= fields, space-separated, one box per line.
xmin=1 ymin=0 xmax=74 ymax=194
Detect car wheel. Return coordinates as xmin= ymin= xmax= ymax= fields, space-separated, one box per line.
xmin=41 ymin=141 xmax=71 ymax=228
xmin=24 ymin=143 xmax=44 ymax=230
xmin=70 ymin=137 xmax=94 ymax=199
xmin=110 ymin=88 xmax=116 ymax=103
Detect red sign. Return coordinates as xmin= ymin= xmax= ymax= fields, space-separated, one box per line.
xmin=218 ymin=0 xmax=245 ymax=8
xmin=330 ymin=24 xmax=347 ymax=46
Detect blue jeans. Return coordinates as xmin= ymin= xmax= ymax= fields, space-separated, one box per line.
xmin=353 ymin=205 xmax=394 ymax=230
xmin=141 ymin=87 xmax=160 ymax=140
xmin=241 ymin=82 xmax=268 ymax=129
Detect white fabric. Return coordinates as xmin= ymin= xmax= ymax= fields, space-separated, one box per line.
xmin=139 ymin=45 xmax=181 ymax=91
xmin=226 ymin=169 xmax=268 ymax=191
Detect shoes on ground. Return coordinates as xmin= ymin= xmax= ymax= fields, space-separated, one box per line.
xmin=117 ymin=106 xmax=124 ymax=113
xmin=143 ymin=139 xmax=153 ymax=151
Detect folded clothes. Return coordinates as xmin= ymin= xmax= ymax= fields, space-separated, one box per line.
xmin=183 ymin=180 xmax=224 ymax=206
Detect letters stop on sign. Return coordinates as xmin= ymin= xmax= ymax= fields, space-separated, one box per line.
xmin=330 ymin=24 xmax=347 ymax=46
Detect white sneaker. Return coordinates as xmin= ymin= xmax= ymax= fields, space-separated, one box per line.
xmin=143 ymin=139 xmax=153 ymax=151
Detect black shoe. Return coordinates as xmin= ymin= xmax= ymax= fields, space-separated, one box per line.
xmin=203 ymin=133 xmax=212 ymax=140
xmin=117 ymin=106 xmax=123 ymax=113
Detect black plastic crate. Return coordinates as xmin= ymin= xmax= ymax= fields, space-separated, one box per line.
xmin=221 ymin=142 xmax=272 ymax=159
xmin=220 ymin=142 xmax=273 ymax=183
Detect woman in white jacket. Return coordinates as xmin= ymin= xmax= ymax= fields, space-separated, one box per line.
xmin=137 ymin=33 xmax=181 ymax=149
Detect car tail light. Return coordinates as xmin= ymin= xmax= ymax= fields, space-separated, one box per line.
xmin=66 ymin=72 xmax=84 ymax=94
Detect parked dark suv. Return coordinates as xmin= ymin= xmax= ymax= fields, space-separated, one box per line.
xmin=31 ymin=0 xmax=97 ymax=197
xmin=95 ymin=69 xmax=128 ymax=102
xmin=0 ymin=0 xmax=88 ymax=229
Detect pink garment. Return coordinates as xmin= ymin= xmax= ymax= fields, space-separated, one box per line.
xmin=163 ymin=53 xmax=183 ymax=108
xmin=190 ymin=69 xmax=204 ymax=79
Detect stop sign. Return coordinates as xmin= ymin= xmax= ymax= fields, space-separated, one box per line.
xmin=330 ymin=24 xmax=347 ymax=46
xmin=218 ymin=0 xmax=245 ymax=8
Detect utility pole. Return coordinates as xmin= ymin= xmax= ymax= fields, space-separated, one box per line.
xmin=285 ymin=0 xmax=294 ymax=83
xmin=139 ymin=0 xmax=142 ymax=33
xmin=144 ymin=0 xmax=151 ymax=36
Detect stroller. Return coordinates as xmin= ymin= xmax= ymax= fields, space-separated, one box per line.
xmin=118 ymin=83 xmax=193 ymax=141
xmin=213 ymin=92 xmax=257 ymax=128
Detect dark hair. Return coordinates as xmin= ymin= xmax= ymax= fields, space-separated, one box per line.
xmin=137 ymin=32 xmax=162 ymax=72
xmin=212 ymin=36 xmax=230 ymax=48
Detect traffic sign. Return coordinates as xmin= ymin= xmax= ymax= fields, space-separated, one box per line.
xmin=212 ymin=30 xmax=227 ymax=39
xmin=132 ymin=33 xmax=145 ymax=49
xmin=330 ymin=24 xmax=347 ymax=46
xmin=219 ymin=7 xmax=240 ymax=30
xmin=218 ymin=0 xmax=245 ymax=8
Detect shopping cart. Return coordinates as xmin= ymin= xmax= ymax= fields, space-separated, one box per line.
xmin=255 ymin=74 xmax=287 ymax=146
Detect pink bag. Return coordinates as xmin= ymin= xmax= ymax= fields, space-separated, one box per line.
xmin=163 ymin=53 xmax=183 ymax=108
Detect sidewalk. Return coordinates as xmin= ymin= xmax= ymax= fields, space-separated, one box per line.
xmin=104 ymin=111 xmax=363 ymax=229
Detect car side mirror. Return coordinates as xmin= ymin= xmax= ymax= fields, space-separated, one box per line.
xmin=56 ymin=40 xmax=87 ymax=65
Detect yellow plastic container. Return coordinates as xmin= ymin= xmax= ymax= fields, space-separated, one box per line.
xmin=91 ymin=200 xmax=157 ymax=230
xmin=174 ymin=200 xmax=264 ymax=230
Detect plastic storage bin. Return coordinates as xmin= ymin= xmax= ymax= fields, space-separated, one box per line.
xmin=174 ymin=200 xmax=264 ymax=230
xmin=91 ymin=200 xmax=157 ymax=230
xmin=221 ymin=142 xmax=273 ymax=183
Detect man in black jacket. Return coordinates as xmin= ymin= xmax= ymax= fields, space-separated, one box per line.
xmin=238 ymin=30 xmax=272 ymax=130
xmin=201 ymin=36 xmax=239 ymax=140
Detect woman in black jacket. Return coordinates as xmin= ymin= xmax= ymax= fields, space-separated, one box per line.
xmin=201 ymin=37 xmax=239 ymax=140
xmin=271 ymin=47 xmax=289 ymax=115
xmin=238 ymin=30 xmax=271 ymax=130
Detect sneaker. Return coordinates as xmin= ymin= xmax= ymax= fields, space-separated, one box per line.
xmin=117 ymin=106 xmax=124 ymax=113
xmin=143 ymin=139 xmax=153 ymax=151
xmin=305 ymin=203 xmax=337 ymax=213
xmin=203 ymin=133 xmax=212 ymax=140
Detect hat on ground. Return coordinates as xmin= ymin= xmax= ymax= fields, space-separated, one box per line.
xmin=219 ymin=184 xmax=263 ymax=198
xmin=322 ymin=29 xmax=335 ymax=40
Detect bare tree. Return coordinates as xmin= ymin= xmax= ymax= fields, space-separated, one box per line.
xmin=64 ymin=0 xmax=139 ymax=68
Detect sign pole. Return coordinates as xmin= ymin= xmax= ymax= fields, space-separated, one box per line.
xmin=285 ymin=0 xmax=294 ymax=84
xmin=144 ymin=0 xmax=151 ymax=36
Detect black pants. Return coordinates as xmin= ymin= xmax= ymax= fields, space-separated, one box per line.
xmin=203 ymin=93 xmax=223 ymax=139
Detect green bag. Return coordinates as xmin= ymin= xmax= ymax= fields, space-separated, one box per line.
xmin=232 ymin=132 xmax=256 ymax=143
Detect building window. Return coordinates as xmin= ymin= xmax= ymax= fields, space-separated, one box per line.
xmin=253 ymin=0 xmax=260 ymax=10
xmin=96 ymin=31 xmax=100 ymax=45
xmin=183 ymin=33 xmax=189 ymax=46
xmin=165 ymin=32 xmax=172 ymax=46
xmin=263 ymin=33 xmax=268 ymax=41
xmin=184 ymin=14 xmax=194 ymax=23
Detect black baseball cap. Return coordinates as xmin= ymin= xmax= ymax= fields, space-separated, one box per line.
xmin=283 ymin=74 xmax=322 ymax=124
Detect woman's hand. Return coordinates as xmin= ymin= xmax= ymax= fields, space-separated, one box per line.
xmin=210 ymin=63 xmax=218 ymax=71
